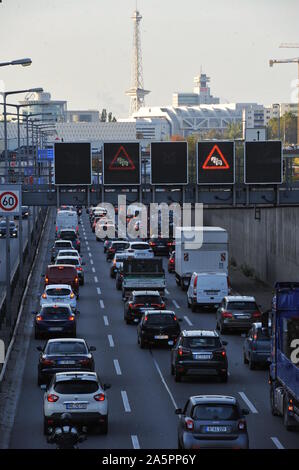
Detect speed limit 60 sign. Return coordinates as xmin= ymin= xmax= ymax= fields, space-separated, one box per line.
xmin=0 ymin=185 xmax=21 ymax=216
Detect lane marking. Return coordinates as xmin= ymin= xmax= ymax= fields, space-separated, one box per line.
xmin=165 ymin=289 xmax=170 ymax=295
xmin=131 ymin=435 xmax=140 ymax=449
xmin=271 ymin=437 xmax=284 ymax=449
xmin=184 ymin=315 xmax=193 ymax=326
xmin=97 ymin=287 xmax=101 ymax=295
xmin=238 ymin=392 xmax=258 ymax=414
xmin=88 ymin=252 xmax=92 ymax=257
xmin=87 ymin=246 xmax=90 ymax=251
xmin=113 ymin=359 xmax=122 ymax=375
xmin=85 ymin=241 xmax=88 ymax=245
xmin=94 ymin=276 xmax=98 ymax=283
xmin=103 ymin=315 xmax=109 ymax=326
xmin=100 ymin=300 xmax=105 ymax=309
xmin=152 ymin=355 xmax=178 ymax=409
xmin=108 ymin=334 xmax=114 ymax=347
xmin=172 ymin=299 xmax=180 ymax=309
xmin=90 ymin=259 xmax=94 ymax=265
xmin=92 ymin=267 xmax=95 ymax=273
xmin=121 ymin=391 xmax=131 ymax=412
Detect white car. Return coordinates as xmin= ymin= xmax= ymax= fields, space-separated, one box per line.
xmin=56 ymin=249 xmax=82 ymax=263
xmin=126 ymin=241 xmax=154 ymax=259
xmin=43 ymin=371 xmax=110 ymax=434
xmin=40 ymin=285 xmax=77 ymax=312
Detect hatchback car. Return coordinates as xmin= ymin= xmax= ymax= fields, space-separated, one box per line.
xmin=216 ymin=296 xmax=262 ymax=334
xmin=106 ymin=240 xmax=130 ymax=261
xmin=149 ymin=237 xmax=174 ymax=256
xmin=51 ymin=240 xmax=74 ymax=262
xmin=127 ymin=241 xmax=154 ymax=259
xmin=57 ymin=229 xmax=81 ymax=253
xmin=171 ymin=330 xmax=228 ymax=382
xmin=176 ymin=395 xmax=249 ymax=449
xmin=243 ymin=322 xmax=271 ymax=369
xmin=137 ymin=310 xmax=181 ymax=348
xmin=33 ymin=303 xmax=76 ymax=339
xmin=45 ymin=265 xmax=79 ymax=297
xmin=55 ymin=256 xmax=85 ymax=285
xmin=0 ymin=220 xmax=18 ymax=238
xmin=37 ymin=338 xmax=96 ymax=385
xmin=40 ymin=284 xmax=77 ymax=312
xmin=124 ymin=290 xmax=165 ymax=324
xmin=43 ymin=371 xmax=110 ymax=435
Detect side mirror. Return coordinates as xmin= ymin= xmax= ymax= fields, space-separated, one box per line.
xmin=242 ymin=408 xmax=249 ymax=416
xmin=36 ymin=346 xmax=43 ymax=352
xmin=175 ymin=408 xmax=183 ymax=415
xmin=89 ymin=346 xmax=96 ymax=351
xmin=103 ymin=383 xmax=111 ymax=391
xmin=222 ymin=340 xmax=228 ymax=346
xmin=40 ymin=384 xmax=47 ymax=391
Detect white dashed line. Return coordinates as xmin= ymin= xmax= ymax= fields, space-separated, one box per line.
xmin=90 ymin=259 xmax=94 ymax=265
xmin=152 ymin=356 xmax=178 ymax=409
xmin=238 ymin=392 xmax=258 ymax=414
xmin=88 ymin=252 xmax=92 ymax=257
xmin=271 ymin=437 xmax=284 ymax=449
xmin=121 ymin=391 xmax=131 ymax=412
xmin=108 ymin=335 xmax=114 ymax=347
xmin=85 ymin=241 xmax=89 ymax=245
xmin=172 ymin=299 xmax=180 ymax=309
xmin=100 ymin=300 xmax=105 ymax=309
xmin=97 ymin=287 xmax=101 ymax=295
xmin=92 ymin=267 xmax=95 ymax=273
xmin=103 ymin=315 xmax=109 ymax=326
xmin=165 ymin=289 xmax=170 ymax=295
xmin=184 ymin=316 xmax=193 ymax=326
xmin=94 ymin=276 xmax=98 ymax=283
xmin=131 ymin=435 xmax=140 ymax=449
xmin=87 ymin=246 xmax=90 ymax=251
xmin=113 ymin=359 xmax=122 ymax=375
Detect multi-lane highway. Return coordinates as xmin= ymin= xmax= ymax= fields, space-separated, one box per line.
xmin=6 ymin=210 xmax=299 ymax=449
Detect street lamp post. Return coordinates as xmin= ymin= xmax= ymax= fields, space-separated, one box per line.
xmin=0 ymin=58 xmax=32 ymax=68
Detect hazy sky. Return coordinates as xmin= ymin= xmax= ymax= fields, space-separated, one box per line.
xmin=0 ymin=0 xmax=299 ymax=118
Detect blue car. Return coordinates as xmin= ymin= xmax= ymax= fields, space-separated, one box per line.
xmin=34 ymin=303 xmax=76 ymax=340
xmin=243 ymin=322 xmax=271 ymax=369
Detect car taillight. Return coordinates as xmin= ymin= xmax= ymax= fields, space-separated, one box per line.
xmin=69 ymin=316 xmax=75 ymax=321
xmin=36 ymin=315 xmax=43 ymax=322
xmin=77 ymin=267 xmax=82 ymax=271
xmin=76 ymin=226 xmax=79 ymax=232
xmin=42 ymin=293 xmax=47 ymax=299
xmin=75 ymin=277 xmax=79 ymax=284
xmin=184 ymin=418 xmax=194 ymax=431
xmin=55 ymin=226 xmax=58 ymax=232
xmin=149 ymin=241 xmax=156 ymax=246
xmin=221 ymin=350 xmax=226 ymax=357
xmin=170 ymin=259 xmax=174 ymax=264
xmin=45 ymin=277 xmax=49 ymax=284
xmin=70 ymin=292 xmax=75 ymax=299
xmin=222 ymin=311 xmax=233 ymax=318
xmin=252 ymin=311 xmax=262 ymax=318
xmin=47 ymin=394 xmax=59 ymax=403
xmin=167 ymin=242 xmax=173 ymax=246
xmin=288 ymin=398 xmax=294 ymax=412
xmin=178 ymin=346 xmax=191 ymax=357
xmin=80 ymin=359 xmax=91 ymax=366
xmin=194 ymin=275 xmax=198 ymax=294
xmin=94 ymin=393 xmax=105 ymax=402
xmin=238 ymin=419 xmax=246 ymax=431
xmin=42 ymin=358 xmax=54 ymax=366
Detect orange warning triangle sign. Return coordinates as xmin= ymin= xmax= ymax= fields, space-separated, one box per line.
xmin=202 ymin=144 xmax=230 ymax=170
xmin=109 ymin=145 xmax=136 ymax=171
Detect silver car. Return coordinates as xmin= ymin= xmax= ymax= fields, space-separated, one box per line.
xmin=176 ymin=395 xmax=249 ymax=449
xmin=216 ymin=296 xmax=262 ymax=334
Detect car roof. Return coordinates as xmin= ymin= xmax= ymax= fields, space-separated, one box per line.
xmin=48 ymin=264 xmax=77 ymax=270
xmin=130 ymin=241 xmax=149 ymax=246
xmin=55 ymin=372 xmax=98 ymax=382
xmin=56 ymin=256 xmax=79 ymax=260
xmin=132 ymin=290 xmax=160 ymax=296
xmin=41 ymin=302 xmax=71 ymax=308
xmin=54 ymin=240 xmax=73 ymax=245
xmin=181 ymin=329 xmax=219 ymax=338
xmin=47 ymin=338 xmax=86 ymax=344
xmin=143 ymin=310 xmax=175 ymax=315
xmin=193 ymin=272 xmax=228 ymax=277
xmin=45 ymin=284 xmax=72 ymax=290
xmin=224 ymin=296 xmax=256 ymax=302
xmin=189 ymin=395 xmax=237 ymax=405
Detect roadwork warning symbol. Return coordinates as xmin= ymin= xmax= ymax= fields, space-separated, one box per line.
xmin=109 ymin=146 xmax=136 ymax=171
xmin=202 ymin=145 xmax=230 ymax=170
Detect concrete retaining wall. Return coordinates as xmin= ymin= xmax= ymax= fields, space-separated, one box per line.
xmin=203 ymin=206 xmax=299 ymax=286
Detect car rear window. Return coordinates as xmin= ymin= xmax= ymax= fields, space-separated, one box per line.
xmin=54 ymin=380 xmax=98 ymax=394
xmin=57 ymin=259 xmax=78 ymax=266
xmin=183 ymin=337 xmax=221 ymax=349
xmin=193 ymin=404 xmax=240 ymax=420
xmin=41 ymin=307 xmax=70 ymax=319
xmin=131 ymin=244 xmax=149 ymax=250
xmin=46 ymin=288 xmax=71 ymax=296
xmin=60 ymin=232 xmax=76 ymax=239
xmin=46 ymin=342 xmax=87 ymax=355
xmin=55 ymin=242 xmax=72 ymax=248
xmin=257 ymin=328 xmax=270 ymax=340
xmin=227 ymin=301 xmax=257 ymax=310
xmin=134 ymin=295 xmax=162 ymax=304
xmin=49 ymin=266 xmax=76 ymax=276
xmin=145 ymin=314 xmax=176 ymax=325
xmin=112 ymin=242 xmax=130 ymax=250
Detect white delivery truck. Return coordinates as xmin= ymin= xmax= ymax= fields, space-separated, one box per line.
xmin=55 ymin=210 xmax=79 ymax=237
xmin=175 ymin=227 xmax=228 ymax=290
xmin=187 ymin=272 xmax=229 ymax=311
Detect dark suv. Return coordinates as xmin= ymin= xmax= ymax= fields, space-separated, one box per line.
xmin=58 ymin=229 xmax=81 ymax=253
xmin=171 ymin=330 xmax=228 ymax=382
xmin=124 ymin=290 xmax=165 ymax=324
xmin=137 ymin=310 xmax=181 ymax=348
xmin=149 ymin=237 xmax=174 ymax=256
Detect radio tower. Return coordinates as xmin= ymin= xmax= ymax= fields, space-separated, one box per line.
xmin=126 ymin=6 xmax=150 ymax=115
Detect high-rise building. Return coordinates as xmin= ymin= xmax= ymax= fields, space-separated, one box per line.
xmin=20 ymin=92 xmax=67 ymax=122
xmin=172 ymin=73 xmax=220 ymax=107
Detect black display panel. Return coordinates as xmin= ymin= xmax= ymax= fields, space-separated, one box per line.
xmin=103 ymin=142 xmax=140 ymax=185
xmin=54 ymin=143 xmax=91 ymax=185
xmin=150 ymin=142 xmax=188 ymax=185
xmin=197 ymin=141 xmax=235 ymax=184
xmin=245 ymin=141 xmax=282 ymax=184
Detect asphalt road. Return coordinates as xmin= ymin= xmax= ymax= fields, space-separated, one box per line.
xmin=8 ymin=211 xmax=299 ymax=449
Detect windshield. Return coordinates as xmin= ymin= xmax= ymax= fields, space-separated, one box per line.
xmin=54 ymin=380 xmax=98 ymax=394
xmin=60 ymin=232 xmax=76 ymax=240
xmin=131 ymin=244 xmax=149 ymax=250
xmin=134 ymin=295 xmax=162 ymax=304
xmin=145 ymin=314 xmax=176 ymax=325
xmin=46 ymin=342 xmax=87 ymax=355
xmin=112 ymin=242 xmax=130 ymax=250
xmin=227 ymin=301 xmax=257 ymax=310
xmin=41 ymin=307 xmax=71 ymax=319
xmin=183 ymin=337 xmax=221 ymax=349
xmin=55 ymin=242 xmax=72 ymax=248
xmin=57 ymin=259 xmax=79 ymax=266
xmin=46 ymin=288 xmax=71 ymax=296
xmin=193 ymin=404 xmax=240 ymax=420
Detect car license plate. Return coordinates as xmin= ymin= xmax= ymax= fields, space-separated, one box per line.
xmin=194 ymin=353 xmax=212 ymax=360
xmin=205 ymin=426 xmax=229 ymax=433
xmin=205 ymin=291 xmax=218 ymax=295
xmin=235 ymin=315 xmax=250 ymax=319
xmin=49 ymin=327 xmax=63 ymax=331
xmin=154 ymin=335 xmax=168 ymax=339
xmin=58 ymin=360 xmax=75 ymax=365
xmin=65 ymin=403 xmax=87 ymax=410
xmin=54 ymin=298 xmax=64 ymax=302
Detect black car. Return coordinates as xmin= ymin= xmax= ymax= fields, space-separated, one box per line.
xmin=34 ymin=303 xmax=76 ymax=339
xmin=106 ymin=240 xmax=130 ymax=261
xmin=0 ymin=220 xmax=18 ymax=238
xmin=171 ymin=330 xmax=228 ymax=383
xmin=37 ymin=338 xmax=96 ymax=385
xmin=14 ymin=205 xmax=29 ymax=219
xmin=58 ymin=229 xmax=81 ymax=253
xmin=137 ymin=310 xmax=181 ymax=348
xmin=51 ymin=240 xmax=74 ymax=262
xmin=124 ymin=290 xmax=165 ymax=324
xmin=149 ymin=237 xmax=174 ymax=255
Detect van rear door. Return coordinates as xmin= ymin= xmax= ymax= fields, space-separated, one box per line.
xmin=197 ymin=274 xmax=228 ymax=305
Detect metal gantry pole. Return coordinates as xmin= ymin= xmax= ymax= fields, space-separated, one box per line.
xmin=26 ymin=116 xmax=31 ymax=259
xmin=17 ymin=107 xmax=24 ymax=287
xmin=3 ymin=93 xmax=11 ymax=325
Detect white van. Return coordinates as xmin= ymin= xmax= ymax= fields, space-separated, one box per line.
xmin=187 ymin=272 xmax=230 ymax=312
xmin=56 ymin=210 xmax=79 ymax=236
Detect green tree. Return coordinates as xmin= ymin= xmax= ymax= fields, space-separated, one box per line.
xmin=100 ymin=108 xmax=107 ymax=122
xmin=223 ymin=121 xmax=242 ymax=140
xmin=267 ymin=112 xmax=297 ymax=144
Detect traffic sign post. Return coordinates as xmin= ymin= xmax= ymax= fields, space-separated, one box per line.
xmin=244 ymin=141 xmax=282 ymax=184
xmin=150 ymin=142 xmax=188 ymax=185
xmin=197 ymin=141 xmax=235 ymax=184
xmin=103 ymin=142 xmax=141 ymax=185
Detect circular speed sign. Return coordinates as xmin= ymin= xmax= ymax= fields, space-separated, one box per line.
xmin=0 ymin=191 xmax=19 ymax=212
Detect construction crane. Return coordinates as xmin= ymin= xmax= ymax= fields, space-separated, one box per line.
xmin=269 ymin=43 xmax=299 ymax=145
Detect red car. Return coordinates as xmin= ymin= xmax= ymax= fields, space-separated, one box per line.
xmin=168 ymin=251 xmax=175 ymax=273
